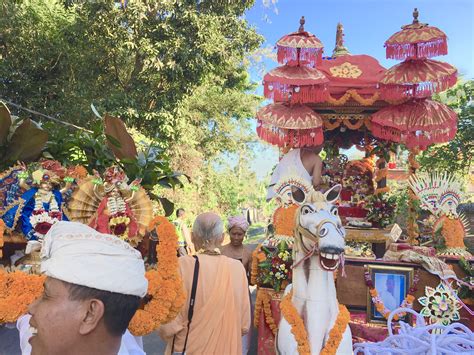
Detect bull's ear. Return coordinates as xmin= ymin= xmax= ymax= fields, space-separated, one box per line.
xmin=324 ymin=184 xmax=342 ymax=204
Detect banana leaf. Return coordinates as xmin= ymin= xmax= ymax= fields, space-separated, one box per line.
xmin=5 ymin=119 xmax=48 ymax=162
xmin=104 ymin=114 xmax=138 ymax=160
xmin=0 ymin=103 xmax=12 ymax=146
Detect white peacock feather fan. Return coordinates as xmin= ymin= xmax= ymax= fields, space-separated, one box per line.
xmin=409 ymin=172 xmax=463 ymax=216
xmin=64 ymin=176 xmax=153 ymax=247
xmin=273 ymin=173 xmax=314 ymax=207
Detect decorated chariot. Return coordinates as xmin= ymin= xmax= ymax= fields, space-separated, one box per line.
xmin=252 ymin=10 xmax=473 ymax=354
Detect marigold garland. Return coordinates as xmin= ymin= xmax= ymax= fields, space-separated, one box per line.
xmin=326 ymin=90 xmax=380 ymax=106
xmin=273 ymin=204 xmax=298 ymax=237
xmin=250 ymin=244 xmax=264 ymax=286
xmin=0 ymin=270 xmax=45 ymax=324
xmin=128 ymin=216 xmax=186 ymax=336
xmin=281 ymin=290 xmax=350 ymax=354
xmin=254 ymin=289 xmax=278 ymax=335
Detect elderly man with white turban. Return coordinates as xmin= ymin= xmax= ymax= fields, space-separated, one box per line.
xmin=16 ymin=221 xmax=148 ymax=355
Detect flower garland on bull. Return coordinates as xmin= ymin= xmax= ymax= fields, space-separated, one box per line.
xmin=364 ymin=267 xmax=420 ymax=321
xmin=280 ymin=290 xmax=351 ymax=355
xmin=1 ymin=161 xmax=74 ymax=241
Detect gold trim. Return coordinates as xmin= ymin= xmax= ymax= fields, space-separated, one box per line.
xmin=365 ymin=264 xmax=414 ymax=325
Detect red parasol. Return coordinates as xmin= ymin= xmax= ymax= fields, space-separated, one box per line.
xmin=370 ymin=99 xmax=457 ymax=150
xmin=380 ymin=59 xmax=457 ymax=100
xmin=385 ymin=8 xmax=448 ymax=60
xmin=256 ymin=103 xmax=324 ymax=147
xmin=263 ymin=65 xmax=329 ymax=104
xmin=276 ymin=16 xmax=324 ymax=67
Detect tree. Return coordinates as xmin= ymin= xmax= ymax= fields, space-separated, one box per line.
xmin=0 ymin=0 xmax=262 ymax=146
xmin=418 ymin=80 xmax=474 ymax=174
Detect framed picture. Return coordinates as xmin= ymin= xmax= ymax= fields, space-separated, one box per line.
xmin=366 ymin=264 xmax=414 ymax=324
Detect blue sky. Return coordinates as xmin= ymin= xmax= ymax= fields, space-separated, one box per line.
xmin=244 ymin=0 xmax=474 ymax=179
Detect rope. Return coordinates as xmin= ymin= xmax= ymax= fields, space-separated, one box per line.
xmin=354 ymin=308 xmax=474 ymax=354
xmin=1 ymin=99 xmax=93 ymax=133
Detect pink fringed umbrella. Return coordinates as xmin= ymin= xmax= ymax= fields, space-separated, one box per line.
xmin=370 ymin=99 xmax=457 ymax=150
xmin=385 ymin=8 xmax=448 ymax=60
xmin=256 ymin=103 xmax=323 ymax=148
xmin=380 ymin=59 xmax=457 ymax=100
xmin=263 ymin=65 xmax=329 ymax=104
xmin=276 ymin=16 xmax=324 ymax=67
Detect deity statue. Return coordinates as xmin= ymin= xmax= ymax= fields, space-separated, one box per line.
xmin=409 ymin=172 xmax=471 ymax=258
xmin=66 ymin=166 xmax=153 ymax=247
xmin=1 ymin=161 xmax=71 ymax=241
xmin=332 ymin=22 xmax=350 ymax=57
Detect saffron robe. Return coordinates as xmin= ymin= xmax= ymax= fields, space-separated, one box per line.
xmin=159 ymin=254 xmax=251 ymax=355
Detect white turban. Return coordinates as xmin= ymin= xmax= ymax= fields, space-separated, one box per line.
xmin=40 ymin=221 xmax=148 ymax=297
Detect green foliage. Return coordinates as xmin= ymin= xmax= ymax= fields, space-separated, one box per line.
xmin=418 ymin=80 xmax=474 ymax=174
xmin=0 ymin=0 xmax=261 ymax=145
xmin=0 ymin=0 xmax=266 ymax=217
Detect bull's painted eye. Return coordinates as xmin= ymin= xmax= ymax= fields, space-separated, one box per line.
xmin=319 ymin=227 xmax=328 ymax=237
xmin=302 ymin=206 xmax=312 ymax=215
xmin=331 ymin=207 xmax=338 ymax=216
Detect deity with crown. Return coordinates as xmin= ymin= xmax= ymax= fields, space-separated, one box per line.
xmin=1 ymin=161 xmax=71 ymax=241
xmin=65 ymin=166 xmax=153 ymax=247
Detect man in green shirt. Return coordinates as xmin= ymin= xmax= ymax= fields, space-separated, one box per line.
xmin=174 ymin=208 xmax=194 ymax=256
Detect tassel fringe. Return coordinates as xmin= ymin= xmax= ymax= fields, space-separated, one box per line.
xmin=276 ymin=46 xmax=323 ymax=67
xmin=257 ymin=122 xmax=324 ymax=148
xmin=385 ymin=38 xmax=448 ymax=60
xmin=381 ymin=73 xmax=457 ymax=100
xmin=264 ymin=81 xmax=328 ymax=104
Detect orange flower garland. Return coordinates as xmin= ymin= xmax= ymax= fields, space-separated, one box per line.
xmin=250 ymin=244 xmax=265 ymax=286
xmin=273 ymin=204 xmax=298 ymax=237
xmin=128 ymin=216 xmax=186 ymax=336
xmin=281 ymin=290 xmax=350 ymax=355
xmin=280 ymin=290 xmax=311 ymax=354
xmin=254 ymin=289 xmax=278 ymax=335
xmin=0 ymin=270 xmax=45 ymax=323
xmin=326 ymin=90 xmax=380 ymax=106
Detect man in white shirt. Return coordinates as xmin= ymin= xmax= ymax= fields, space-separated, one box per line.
xmin=378 ymin=275 xmax=398 ymax=311
xmin=16 ymin=221 xmax=148 ymax=355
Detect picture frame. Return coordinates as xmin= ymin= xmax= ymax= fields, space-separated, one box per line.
xmin=366 ymin=264 xmax=414 ymax=324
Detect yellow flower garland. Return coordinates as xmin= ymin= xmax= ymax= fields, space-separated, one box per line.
xmin=128 ymin=216 xmax=186 ymax=336
xmin=280 ymin=290 xmax=350 ymax=355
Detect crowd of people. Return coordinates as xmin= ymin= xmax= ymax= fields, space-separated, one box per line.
xmin=15 ymin=208 xmax=255 ymax=355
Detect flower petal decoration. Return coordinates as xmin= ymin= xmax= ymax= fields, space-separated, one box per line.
xmin=370 ymin=99 xmax=457 ymax=150
xmin=256 ymin=103 xmax=323 ymax=148
xmin=418 ymin=282 xmax=461 ymax=326
xmin=380 ymin=59 xmax=457 ymax=100
xmin=385 ymin=8 xmax=448 ymax=60
xmin=263 ymin=65 xmax=329 ymax=104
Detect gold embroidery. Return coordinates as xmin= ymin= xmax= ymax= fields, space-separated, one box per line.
xmin=329 ymin=62 xmax=362 ymax=78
